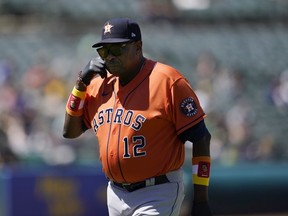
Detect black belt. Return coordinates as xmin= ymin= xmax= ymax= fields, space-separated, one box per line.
xmin=112 ymin=175 xmax=169 ymax=192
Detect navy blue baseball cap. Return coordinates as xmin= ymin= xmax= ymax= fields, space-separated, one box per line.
xmin=92 ymin=18 xmax=142 ymax=48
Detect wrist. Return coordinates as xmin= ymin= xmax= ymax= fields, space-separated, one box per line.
xmin=193 ymin=184 xmax=209 ymax=202
xmin=192 ymin=156 xmax=211 ymax=186
xmin=66 ymin=86 xmax=86 ymax=116
xmin=76 ymin=76 xmax=87 ymax=91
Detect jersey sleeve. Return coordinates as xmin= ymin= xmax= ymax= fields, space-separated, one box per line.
xmin=170 ymin=77 xmax=206 ymax=135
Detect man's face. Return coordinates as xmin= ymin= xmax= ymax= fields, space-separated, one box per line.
xmin=96 ymin=41 xmax=142 ymax=78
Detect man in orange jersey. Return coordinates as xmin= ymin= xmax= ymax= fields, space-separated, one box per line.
xmin=63 ymin=17 xmax=212 ymax=216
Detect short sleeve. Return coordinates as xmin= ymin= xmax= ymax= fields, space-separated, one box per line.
xmin=170 ymin=78 xmax=206 ymax=135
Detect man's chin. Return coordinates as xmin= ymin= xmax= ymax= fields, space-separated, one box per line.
xmin=108 ymin=70 xmax=120 ymax=77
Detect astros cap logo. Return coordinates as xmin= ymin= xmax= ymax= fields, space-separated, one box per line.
xmin=92 ymin=18 xmax=142 ymax=48
xmin=104 ymin=22 xmax=113 ymax=34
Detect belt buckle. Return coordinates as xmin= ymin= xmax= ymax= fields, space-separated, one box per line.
xmin=122 ymin=183 xmax=131 ymax=187
xmin=122 ymin=183 xmax=131 ymax=190
xmin=122 ymin=183 xmax=131 ymax=186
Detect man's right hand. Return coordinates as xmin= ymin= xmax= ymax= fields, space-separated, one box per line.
xmin=80 ymin=57 xmax=107 ymax=86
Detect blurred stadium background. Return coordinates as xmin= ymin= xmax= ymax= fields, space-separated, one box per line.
xmin=0 ymin=0 xmax=288 ymax=215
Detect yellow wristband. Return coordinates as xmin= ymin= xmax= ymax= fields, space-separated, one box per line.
xmin=71 ymin=86 xmax=86 ymax=99
xmin=192 ymin=156 xmax=211 ymax=186
xmin=66 ymin=87 xmax=86 ymax=116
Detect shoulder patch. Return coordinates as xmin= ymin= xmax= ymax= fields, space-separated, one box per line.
xmin=180 ymin=97 xmax=198 ymax=117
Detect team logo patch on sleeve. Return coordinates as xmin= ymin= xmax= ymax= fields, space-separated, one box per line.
xmin=180 ymin=97 xmax=198 ymax=117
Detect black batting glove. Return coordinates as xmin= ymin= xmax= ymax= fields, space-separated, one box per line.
xmin=192 ymin=201 xmax=213 ymax=216
xmin=80 ymin=57 xmax=107 ymax=86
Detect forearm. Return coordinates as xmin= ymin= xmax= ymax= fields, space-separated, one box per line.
xmin=191 ymin=132 xmax=213 ymax=215
xmin=63 ymin=113 xmax=84 ymax=138
xmin=62 ymin=58 xmax=106 ymax=139
xmin=192 ymin=132 xmax=211 ymax=202
xmin=194 ymin=185 xmax=209 ymax=202
xmin=63 ymin=77 xmax=87 ymax=139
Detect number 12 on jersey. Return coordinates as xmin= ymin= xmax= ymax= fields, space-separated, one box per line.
xmin=123 ymin=136 xmax=147 ymax=158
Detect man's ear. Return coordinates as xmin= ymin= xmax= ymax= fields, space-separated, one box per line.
xmin=136 ymin=41 xmax=143 ymax=52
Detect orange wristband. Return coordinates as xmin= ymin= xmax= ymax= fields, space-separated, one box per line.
xmin=66 ymin=87 xmax=86 ymax=116
xmin=192 ymin=156 xmax=211 ymax=186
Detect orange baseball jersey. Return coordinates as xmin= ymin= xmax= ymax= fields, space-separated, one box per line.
xmin=82 ymin=59 xmax=206 ymax=183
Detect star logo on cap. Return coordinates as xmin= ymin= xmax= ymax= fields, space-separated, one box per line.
xmin=104 ymin=22 xmax=113 ymax=34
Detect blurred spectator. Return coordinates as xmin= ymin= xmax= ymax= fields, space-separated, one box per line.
xmin=0 ymin=58 xmax=14 ymax=85
xmin=0 ymin=127 xmax=19 ymax=167
xmin=137 ymin=0 xmax=180 ymax=21
xmin=245 ymin=134 xmax=277 ymax=161
xmin=194 ymin=51 xmax=218 ymax=113
xmin=223 ymin=98 xmax=255 ymax=164
xmin=267 ymin=69 xmax=288 ymax=110
xmin=193 ymin=51 xmax=255 ymax=165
